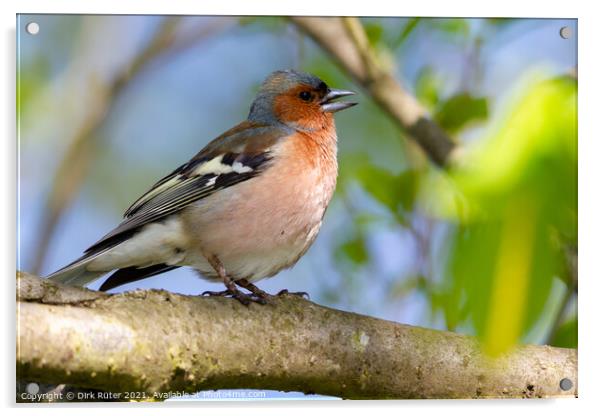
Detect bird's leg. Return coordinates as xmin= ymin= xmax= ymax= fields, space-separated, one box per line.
xmin=235 ymin=279 xmax=270 ymax=300
xmin=276 ymin=289 xmax=310 ymax=299
xmin=201 ymin=255 xmax=265 ymax=305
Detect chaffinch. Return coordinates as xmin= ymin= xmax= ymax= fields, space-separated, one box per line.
xmin=47 ymin=69 xmax=357 ymax=304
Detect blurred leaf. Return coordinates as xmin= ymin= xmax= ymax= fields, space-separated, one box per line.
xmin=397 ymin=170 xmax=419 ymax=211
xmin=486 ymin=18 xmax=516 ymax=28
xmin=357 ymin=165 xmax=402 ymax=214
xmin=17 ymin=55 xmax=50 ymax=112
xmin=354 ymin=213 xmax=380 ymax=226
xmin=417 ymin=169 xmax=472 ymax=222
xmin=238 ymin=16 xmax=287 ymax=32
xmin=446 ymin=222 xmax=499 ymax=334
xmin=430 ymin=18 xmax=470 ymax=38
xmin=356 ymin=165 xmax=418 ymax=222
xmin=393 ymin=17 xmax=421 ymax=48
xmin=339 ymin=235 xmax=369 ymax=265
xmin=434 ymin=93 xmax=488 ymax=133
xmin=550 ymin=318 xmax=577 ymax=348
xmin=482 ymin=196 xmax=538 ymax=356
xmin=453 ymin=76 xmax=577 ymax=218
xmin=364 ymin=22 xmax=384 ymax=47
xmin=439 ymin=75 xmax=577 ymax=356
xmin=415 ymin=67 xmax=441 ymax=110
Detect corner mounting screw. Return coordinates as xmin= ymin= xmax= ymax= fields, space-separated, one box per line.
xmin=559 ymin=378 xmax=573 ymax=391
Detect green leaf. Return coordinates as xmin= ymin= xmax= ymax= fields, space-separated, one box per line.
xmin=397 ymin=170 xmax=419 ymax=211
xmin=357 ymin=165 xmax=402 ymax=214
xmin=415 ymin=67 xmax=441 ymax=110
xmin=393 ymin=17 xmax=421 ymax=48
xmin=338 ymin=235 xmax=369 ymax=265
xmin=356 ymin=165 xmax=418 ymax=222
xmin=447 ymin=221 xmax=500 ymax=335
xmin=486 ymin=18 xmax=516 ymax=28
xmin=431 ymin=18 xmax=470 ymax=38
xmin=238 ymin=16 xmax=286 ymax=32
xmin=434 ymin=93 xmax=488 ymax=133
xmin=17 ymin=55 xmax=50 ymax=113
xmin=439 ymin=76 xmax=577 ymax=356
xmin=364 ymin=22 xmax=384 ymax=47
xmin=550 ymin=318 xmax=577 ymax=348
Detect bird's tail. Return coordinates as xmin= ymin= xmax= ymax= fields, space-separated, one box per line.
xmin=45 ymin=252 xmax=108 ymax=287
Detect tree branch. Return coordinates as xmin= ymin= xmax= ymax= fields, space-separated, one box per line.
xmin=17 ymin=272 xmax=576 ymax=400
xmin=290 ymin=17 xmax=456 ymax=167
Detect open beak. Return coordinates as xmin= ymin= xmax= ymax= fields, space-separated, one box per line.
xmin=320 ymin=89 xmax=358 ymax=113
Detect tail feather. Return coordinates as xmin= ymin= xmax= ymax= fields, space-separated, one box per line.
xmin=46 ymin=251 xmax=180 ymax=290
xmin=46 ymin=218 xmax=182 ymax=289
xmin=46 ymin=217 xmax=143 ymax=287
xmin=45 ymin=250 xmax=111 ymax=287
xmin=46 ymin=264 xmax=105 ymax=287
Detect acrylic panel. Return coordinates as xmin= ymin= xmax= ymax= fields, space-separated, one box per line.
xmin=17 ymin=15 xmax=577 ymax=401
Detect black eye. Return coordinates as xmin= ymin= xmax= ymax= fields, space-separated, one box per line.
xmin=299 ymin=91 xmax=312 ymax=101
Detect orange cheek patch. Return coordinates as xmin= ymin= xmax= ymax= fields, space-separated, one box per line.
xmin=273 ymin=88 xmax=327 ymax=131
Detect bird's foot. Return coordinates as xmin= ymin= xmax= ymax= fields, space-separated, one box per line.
xmin=204 ymin=256 xmax=267 ymax=305
xmin=201 ymin=286 xmax=267 ymax=306
xmin=276 ymin=289 xmax=310 ymax=299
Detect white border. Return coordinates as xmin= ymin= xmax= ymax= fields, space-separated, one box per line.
xmin=3 ymin=0 xmax=600 ymax=415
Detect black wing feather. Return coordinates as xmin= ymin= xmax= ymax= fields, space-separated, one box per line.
xmin=84 ymin=153 xmax=272 ymax=255
xmin=99 ymin=264 xmax=180 ymax=291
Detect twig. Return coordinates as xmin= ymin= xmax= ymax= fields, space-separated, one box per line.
xmin=290 ymin=17 xmax=456 ymax=166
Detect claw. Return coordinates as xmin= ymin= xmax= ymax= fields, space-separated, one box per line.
xmin=201 ymin=288 xmax=267 ymax=306
xmin=229 ymin=291 xmax=268 ymax=306
xmin=233 ymin=293 xmax=251 ymax=306
xmin=237 ymin=293 xmax=267 ymax=305
xmin=201 ymin=289 xmax=232 ymax=297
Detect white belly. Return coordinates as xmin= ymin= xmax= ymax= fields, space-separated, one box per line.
xmin=184 ymin=219 xmax=322 ymax=283
xmin=180 ymin=176 xmax=328 ymax=282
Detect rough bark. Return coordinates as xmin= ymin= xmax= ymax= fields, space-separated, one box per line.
xmin=290 ymin=17 xmax=456 ymax=167
xmin=16 ymin=272 xmax=576 ymax=400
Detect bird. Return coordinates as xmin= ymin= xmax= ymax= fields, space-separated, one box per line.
xmin=46 ymin=69 xmax=357 ymax=305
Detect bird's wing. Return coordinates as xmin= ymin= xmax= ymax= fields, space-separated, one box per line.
xmin=84 ymin=122 xmax=289 ymax=254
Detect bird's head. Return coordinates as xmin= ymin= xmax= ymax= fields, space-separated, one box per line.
xmin=248 ymin=70 xmax=357 ymax=132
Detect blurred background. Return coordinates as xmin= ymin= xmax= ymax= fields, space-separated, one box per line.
xmin=17 ymin=15 xmax=577 ymax=377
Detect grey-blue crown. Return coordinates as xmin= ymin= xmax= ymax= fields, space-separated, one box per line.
xmin=259 ymin=69 xmax=327 ymax=94
xmin=248 ymin=70 xmax=328 ymax=123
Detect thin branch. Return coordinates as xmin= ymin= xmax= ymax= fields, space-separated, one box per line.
xmin=290 ymin=17 xmax=456 ymax=167
xmin=17 ymin=272 xmax=577 ymax=400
